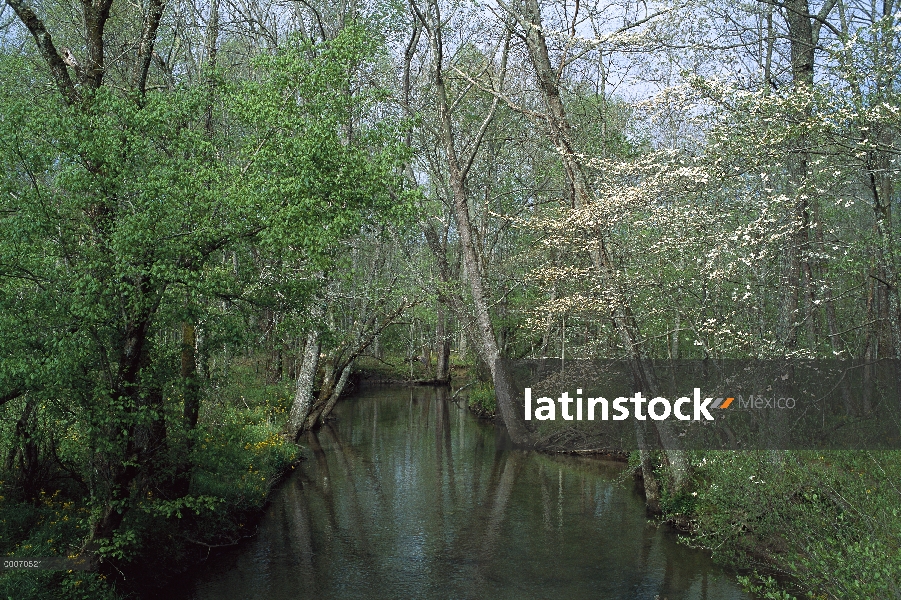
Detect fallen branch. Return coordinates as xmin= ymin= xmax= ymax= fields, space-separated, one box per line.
xmin=450 ymin=381 xmax=475 ymax=400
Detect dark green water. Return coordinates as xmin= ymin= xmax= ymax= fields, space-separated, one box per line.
xmin=175 ymin=386 xmax=752 ymax=600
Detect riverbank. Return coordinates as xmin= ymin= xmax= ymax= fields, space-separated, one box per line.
xmin=491 ymin=398 xmax=901 ymax=599
xmin=0 ymin=358 xmax=483 ymax=599
xmin=7 ymin=363 xmax=895 ymax=600
xmin=0 ymin=364 xmax=300 ymax=599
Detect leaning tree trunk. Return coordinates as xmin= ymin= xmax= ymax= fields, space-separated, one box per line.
xmin=303 ymin=354 xmax=338 ymax=431
xmin=286 ymin=328 xmax=322 ymax=440
xmin=418 ymin=0 xmax=533 ymax=445
xmin=316 ymin=360 xmax=354 ymax=424
xmin=303 ymin=297 xmax=414 ymax=431
xmin=445 ymin=146 xmax=531 ymax=445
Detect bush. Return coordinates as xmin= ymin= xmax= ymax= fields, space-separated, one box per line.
xmin=0 ymin=490 xmax=116 ymax=599
xmin=673 ymin=450 xmax=901 ymax=599
xmin=467 ymin=384 xmax=497 ymax=416
xmin=0 ymin=365 xmax=299 ymax=598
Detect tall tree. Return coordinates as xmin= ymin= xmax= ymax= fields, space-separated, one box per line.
xmin=411 ymin=0 xmax=534 ymax=445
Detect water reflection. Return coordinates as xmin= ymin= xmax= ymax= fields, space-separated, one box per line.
xmin=175 ymin=386 xmax=752 ymax=600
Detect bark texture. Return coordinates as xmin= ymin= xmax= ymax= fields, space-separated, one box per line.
xmin=286 ymin=328 xmax=322 ymax=440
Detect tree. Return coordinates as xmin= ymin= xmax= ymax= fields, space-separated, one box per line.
xmin=408 ymin=0 xmax=535 ymax=445
xmin=0 ymin=9 xmax=409 ymax=564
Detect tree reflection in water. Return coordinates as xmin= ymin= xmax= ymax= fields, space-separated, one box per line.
xmin=174 ymin=386 xmax=752 ymax=600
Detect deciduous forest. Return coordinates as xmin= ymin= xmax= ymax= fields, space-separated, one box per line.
xmin=0 ymin=0 xmax=899 ymax=597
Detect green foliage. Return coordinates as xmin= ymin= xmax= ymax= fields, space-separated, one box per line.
xmin=735 ymin=573 xmax=797 ymax=600
xmin=0 ymin=21 xmax=409 ymax=598
xmin=2 ymin=0 xmax=899 ymax=597
xmin=566 ymin=85 xmax=647 ymax=159
xmin=467 ymin=384 xmax=497 ymax=416
xmin=0 ymin=488 xmax=115 ymax=599
xmin=190 ymin=376 xmax=298 ymax=509
xmin=0 ymin=571 xmax=117 ymax=600
xmin=669 ymin=451 xmax=901 ymax=599
xmin=657 ymin=481 xmax=699 ymax=518
xmin=0 ymin=361 xmax=298 ymax=596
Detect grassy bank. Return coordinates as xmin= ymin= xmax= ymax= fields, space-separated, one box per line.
xmin=466 ymin=383 xmax=497 ymax=417
xmin=0 ymin=365 xmax=299 ymax=599
xmin=653 ymin=450 xmax=901 ymax=599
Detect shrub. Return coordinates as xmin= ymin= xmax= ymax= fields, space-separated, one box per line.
xmin=467 ymin=384 xmax=497 ymax=416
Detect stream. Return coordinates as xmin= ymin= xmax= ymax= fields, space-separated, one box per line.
xmin=172 ymin=385 xmax=753 ymax=599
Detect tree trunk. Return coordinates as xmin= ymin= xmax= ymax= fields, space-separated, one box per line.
xmin=181 ymin=322 xmax=199 ymax=432
xmin=182 ymin=0 xmax=219 ymax=436
xmin=417 ymin=0 xmax=533 ymax=445
xmin=510 ymin=0 xmax=687 ymax=491
xmin=6 ymin=396 xmax=41 ymax=501
xmin=435 ymin=303 xmax=451 ymax=382
xmin=84 ymin=312 xmax=164 ymax=568
xmin=303 ymin=355 xmax=337 ymax=431
xmin=780 ymin=0 xmax=840 ymax=353
xmin=443 ymin=111 xmax=532 ymax=445
xmin=317 ymin=360 xmax=354 ymax=423
xmin=286 ymin=328 xmax=322 ymax=440
xmin=780 ymin=0 xmax=815 ymax=352
xmin=635 ymin=422 xmax=661 ymax=515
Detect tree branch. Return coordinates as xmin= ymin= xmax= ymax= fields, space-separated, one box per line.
xmin=756 ymin=0 xmax=842 ymax=40
xmin=4 ymin=0 xmax=78 ymax=103
xmin=460 ymin=31 xmax=510 ymax=181
xmin=0 ymin=387 xmax=25 ymax=408
xmin=134 ymin=0 xmax=167 ymax=95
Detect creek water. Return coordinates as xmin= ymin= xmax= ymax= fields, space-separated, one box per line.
xmin=173 ymin=386 xmax=753 ymax=600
